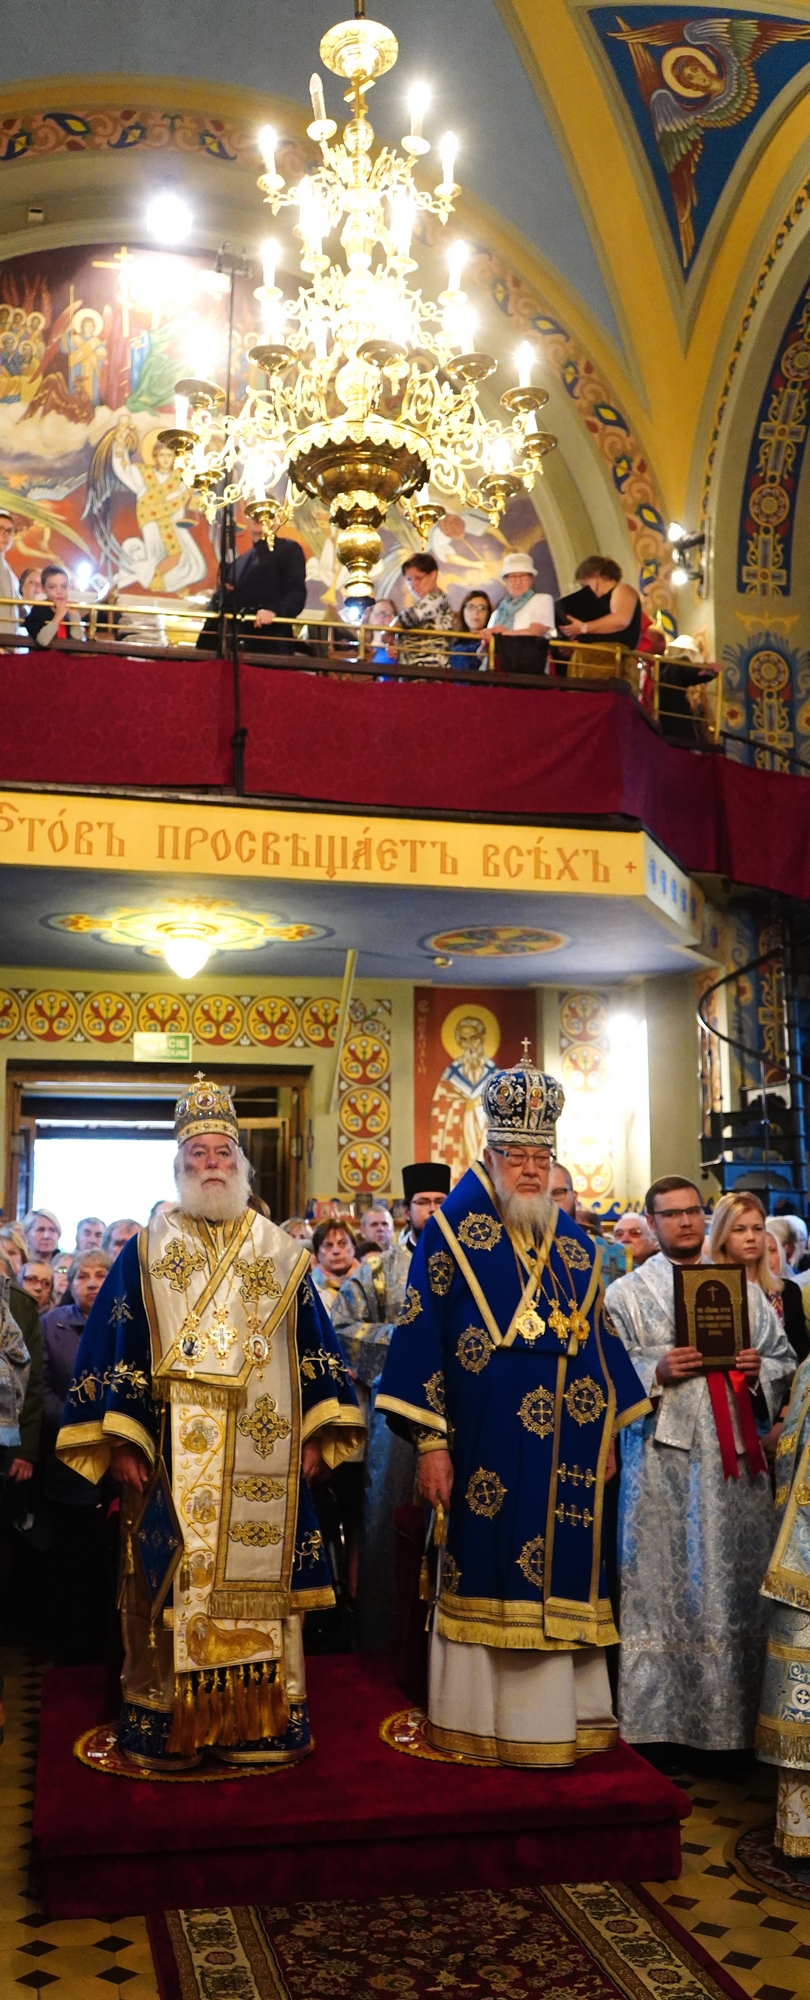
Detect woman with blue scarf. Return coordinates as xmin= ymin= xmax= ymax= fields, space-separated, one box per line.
xmin=488 ymin=552 xmax=554 ymax=635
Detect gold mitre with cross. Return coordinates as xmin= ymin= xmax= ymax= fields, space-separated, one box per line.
xmin=174 ymin=1073 xmax=240 ymax=1145
xmin=483 ymin=1040 xmax=565 ymax=1149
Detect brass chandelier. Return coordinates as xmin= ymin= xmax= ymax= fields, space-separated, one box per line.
xmin=160 ymin=0 xmax=557 ymax=596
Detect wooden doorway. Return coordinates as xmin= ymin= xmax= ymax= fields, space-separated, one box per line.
xmin=4 ymin=1061 xmax=309 ymax=1225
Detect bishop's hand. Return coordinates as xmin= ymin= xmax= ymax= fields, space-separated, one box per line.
xmin=109 ymin=1442 xmax=151 ymax=1492
xmin=417 ymin=1447 xmax=454 ymax=1510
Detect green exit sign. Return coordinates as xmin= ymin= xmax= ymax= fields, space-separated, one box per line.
xmin=133 ymin=1031 xmax=193 ymax=1063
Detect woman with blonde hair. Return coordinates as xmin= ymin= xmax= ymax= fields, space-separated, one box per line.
xmin=709 ymin=1192 xmax=801 ymax=1464
xmin=708 ymin=1190 xmax=776 ymax=1293
xmin=709 ymin=1195 xmax=808 ymax=1358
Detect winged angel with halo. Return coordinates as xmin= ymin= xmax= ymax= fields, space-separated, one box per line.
xmin=612 ymin=15 xmax=810 ymax=268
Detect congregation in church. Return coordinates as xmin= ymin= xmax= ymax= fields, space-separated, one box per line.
xmin=2 ymin=1061 xmax=810 ymax=1875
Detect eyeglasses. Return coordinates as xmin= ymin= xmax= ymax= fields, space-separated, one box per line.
xmin=653 ymin=1205 xmax=704 ymax=1221
xmin=491 ymin=1147 xmax=551 ymax=1169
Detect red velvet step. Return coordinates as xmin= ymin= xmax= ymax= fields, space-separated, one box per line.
xmin=33 ymin=1656 xmax=690 ymax=1918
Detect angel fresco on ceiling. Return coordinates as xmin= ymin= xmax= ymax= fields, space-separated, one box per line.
xmin=600 ymin=12 xmax=810 ymax=270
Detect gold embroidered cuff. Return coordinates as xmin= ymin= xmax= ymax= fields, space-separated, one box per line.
xmin=55 ymin=1420 xmax=107 ymax=1485
xmin=301 ymin=1398 xmax=366 ymax=1464
xmin=613 ymin=1397 xmax=652 ymax=1434
xmin=102 ymin=1413 xmax=157 ymax=1465
xmin=376 ymin=1392 xmax=447 ymax=1434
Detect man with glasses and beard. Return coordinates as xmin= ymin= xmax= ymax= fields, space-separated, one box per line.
xmin=56 ymin=1074 xmax=363 ymax=1772
xmin=377 ymin=1050 xmax=649 ymax=1768
xmin=605 ymin=1175 xmax=793 ymax=1766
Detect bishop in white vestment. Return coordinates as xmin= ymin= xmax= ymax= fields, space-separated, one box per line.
xmin=57 ymin=1075 xmax=363 ymax=1770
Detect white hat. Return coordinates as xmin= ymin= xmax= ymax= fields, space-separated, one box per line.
xmin=500 ymin=551 xmax=537 ymax=579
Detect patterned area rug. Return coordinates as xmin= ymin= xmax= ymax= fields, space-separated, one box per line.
xmin=147 ymin=1881 xmax=752 ymax=2000
xmin=733 ymin=1819 xmax=810 ymax=1905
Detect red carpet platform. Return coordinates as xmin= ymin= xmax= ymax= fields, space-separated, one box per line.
xmin=33 ymin=1658 xmax=690 ymax=1918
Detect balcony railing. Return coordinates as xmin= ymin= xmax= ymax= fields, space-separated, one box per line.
xmin=0 ymin=593 xmax=724 ymax=748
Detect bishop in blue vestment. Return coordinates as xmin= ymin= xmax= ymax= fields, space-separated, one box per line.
xmin=377 ymin=1053 xmax=649 ymax=1767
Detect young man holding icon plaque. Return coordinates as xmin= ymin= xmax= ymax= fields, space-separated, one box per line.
xmin=605 ymin=1175 xmax=793 ymax=1761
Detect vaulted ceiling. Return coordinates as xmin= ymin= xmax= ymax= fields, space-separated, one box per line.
xmin=2 ymin=0 xmax=810 ymax=595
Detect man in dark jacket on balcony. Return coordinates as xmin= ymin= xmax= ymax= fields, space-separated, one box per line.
xmin=197 ymin=518 xmax=307 ymax=656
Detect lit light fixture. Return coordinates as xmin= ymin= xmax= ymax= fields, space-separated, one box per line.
xmin=160 ymin=925 xmax=216 ymax=980
xmin=146 ymin=189 xmax=194 ymax=246
xmin=159 ymin=0 xmax=557 ymax=594
xmin=607 ymin=1011 xmax=640 ymax=1054
xmin=668 ymin=521 xmax=707 ymax=593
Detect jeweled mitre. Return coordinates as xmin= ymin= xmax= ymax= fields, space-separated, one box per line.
xmin=483 ymin=1059 xmax=565 ymax=1149
xmin=174 ymin=1072 xmax=240 ymax=1145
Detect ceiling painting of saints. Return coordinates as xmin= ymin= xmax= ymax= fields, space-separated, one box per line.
xmin=0 ymin=241 xmax=557 ymax=624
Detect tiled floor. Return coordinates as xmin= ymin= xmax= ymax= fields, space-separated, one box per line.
xmin=0 ymin=1651 xmax=158 ymax=2000
xmin=3 ymin=1646 xmax=810 ymax=1997
xmin=645 ymin=1768 xmax=810 ymax=2000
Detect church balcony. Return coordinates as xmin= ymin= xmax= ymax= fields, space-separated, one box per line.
xmin=0 ymin=617 xmax=808 ymax=906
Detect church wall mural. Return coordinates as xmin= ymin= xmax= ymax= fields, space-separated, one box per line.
xmin=722 ymin=631 xmax=810 ymax=770
xmin=589 ymin=9 xmax=810 ymax=275
xmin=0 ymin=241 xmax=558 ymax=622
xmin=413 ymin=988 xmax=537 ymax=1186
xmin=737 ymin=278 xmax=810 ymax=598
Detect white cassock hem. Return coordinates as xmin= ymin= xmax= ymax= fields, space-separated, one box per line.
xmin=776 ymin=1768 xmax=810 ymax=1855
xmin=426 ymin=1628 xmax=618 ymax=1767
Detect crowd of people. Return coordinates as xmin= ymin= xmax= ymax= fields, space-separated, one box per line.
xmin=0 ymin=508 xmax=713 ymax=742
xmin=4 ymin=1134 xmax=810 ymax=1851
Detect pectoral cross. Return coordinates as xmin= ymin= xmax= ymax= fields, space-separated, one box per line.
xmin=92 ymin=245 xmax=133 ymax=337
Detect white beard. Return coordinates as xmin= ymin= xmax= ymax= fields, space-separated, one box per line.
xmin=174 ymin=1148 xmax=252 ymax=1223
xmin=489 ymin=1161 xmax=555 ymax=1240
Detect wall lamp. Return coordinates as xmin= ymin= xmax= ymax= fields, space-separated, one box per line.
xmin=667 ymin=521 xmax=706 ymax=594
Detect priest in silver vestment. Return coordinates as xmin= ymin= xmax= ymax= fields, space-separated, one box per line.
xmin=606 ymin=1175 xmax=793 ymax=1753
xmin=332 ymin=1160 xmax=451 ymax=1649
xmin=757 ymin=1354 xmax=810 ymax=1866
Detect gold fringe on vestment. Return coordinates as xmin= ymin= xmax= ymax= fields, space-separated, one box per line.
xmin=165 ymin=1657 xmax=290 ymax=1755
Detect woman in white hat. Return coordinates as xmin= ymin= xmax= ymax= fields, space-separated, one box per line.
xmin=487 ymin=551 xmax=555 ymax=637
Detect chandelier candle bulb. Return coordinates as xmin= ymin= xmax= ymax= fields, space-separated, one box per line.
xmin=174 ymin=392 xmax=189 ymax=429
xmin=407 ymin=81 xmax=430 ymax=139
xmin=258 ymin=125 xmax=278 ymax=174
xmin=516 ymin=342 xmax=535 ymax=388
xmin=446 ymin=240 xmax=467 ymax=293
xmin=261 ymin=239 xmax=280 ymax=292
xmin=310 ymin=73 xmax=327 ymax=124
xmin=438 ymin=132 xmax=457 ymax=194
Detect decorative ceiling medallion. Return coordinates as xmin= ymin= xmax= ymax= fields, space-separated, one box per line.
xmin=46 ymin=899 xmax=330 ymax=959
xmin=424 ymin=926 xmax=568 ymax=958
